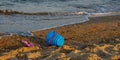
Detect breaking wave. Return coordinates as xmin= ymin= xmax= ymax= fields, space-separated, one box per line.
xmin=0 ymin=0 xmax=120 ymax=15
xmin=0 ymin=0 xmax=120 ymax=33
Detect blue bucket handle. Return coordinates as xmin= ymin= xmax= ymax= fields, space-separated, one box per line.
xmin=47 ymin=31 xmax=57 ymax=45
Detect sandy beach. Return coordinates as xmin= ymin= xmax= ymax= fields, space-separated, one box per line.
xmin=0 ymin=15 xmax=120 ymax=60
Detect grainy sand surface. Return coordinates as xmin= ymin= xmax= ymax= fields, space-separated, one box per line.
xmin=0 ymin=15 xmax=120 ymax=60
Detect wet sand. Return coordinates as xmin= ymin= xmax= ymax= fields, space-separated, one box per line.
xmin=0 ymin=14 xmax=88 ymax=33
xmin=0 ymin=15 xmax=120 ymax=60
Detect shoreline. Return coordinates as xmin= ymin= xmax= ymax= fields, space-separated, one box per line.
xmin=33 ymin=14 xmax=120 ymax=44
xmin=0 ymin=13 xmax=120 ymax=36
xmin=0 ymin=14 xmax=120 ymax=60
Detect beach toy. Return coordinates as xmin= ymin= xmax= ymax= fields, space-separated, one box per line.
xmin=46 ymin=31 xmax=64 ymax=47
xmin=21 ymin=40 xmax=34 ymax=47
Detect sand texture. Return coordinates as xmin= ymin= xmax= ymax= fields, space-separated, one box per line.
xmin=0 ymin=15 xmax=120 ymax=60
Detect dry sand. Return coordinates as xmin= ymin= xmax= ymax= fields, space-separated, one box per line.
xmin=0 ymin=15 xmax=120 ymax=60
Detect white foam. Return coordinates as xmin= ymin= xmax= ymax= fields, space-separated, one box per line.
xmin=89 ymin=12 xmax=120 ymax=17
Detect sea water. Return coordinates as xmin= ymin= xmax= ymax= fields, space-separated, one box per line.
xmin=0 ymin=0 xmax=120 ymax=33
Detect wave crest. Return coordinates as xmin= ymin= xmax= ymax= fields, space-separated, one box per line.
xmin=0 ymin=9 xmax=86 ymax=16
xmin=0 ymin=10 xmax=57 ymax=15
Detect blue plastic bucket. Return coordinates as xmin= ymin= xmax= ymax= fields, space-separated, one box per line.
xmin=46 ymin=31 xmax=64 ymax=47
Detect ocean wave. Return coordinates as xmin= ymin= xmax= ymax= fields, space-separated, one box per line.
xmin=0 ymin=9 xmax=87 ymax=16
xmin=0 ymin=0 xmax=120 ymax=15
xmin=89 ymin=12 xmax=120 ymax=17
xmin=0 ymin=9 xmax=120 ymax=17
xmin=0 ymin=10 xmax=55 ymax=15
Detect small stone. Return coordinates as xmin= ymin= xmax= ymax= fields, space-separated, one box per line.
xmin=59 ymin=53 xmax=66 ymax=58
xmin=111 ymin=55 xmax=120 ymax=60
xmin=87 ymin=54 xmax=102 ymax=60
xmin=79 ymin=43 xmax=87 ymax=49
xmin=74 ymin=50 xmax=81 ymax=53
xmin=63 ymin=45 xmax=75 ymax=51
xmin=8 ymin=57 xmax=18 ymax=60
xmin=115 ymin=38 xmax=120 ymax=41
xmin=62 ymin=57 xmax=71 ymax=60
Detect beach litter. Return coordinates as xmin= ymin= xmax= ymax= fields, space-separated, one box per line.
xmin=21 ymin=40 xmax=34 ymax=47
xmin=17 ymin=32 xmax=33 ymax=37
xmin=46 ymin=30 xmax=64 ymax=47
